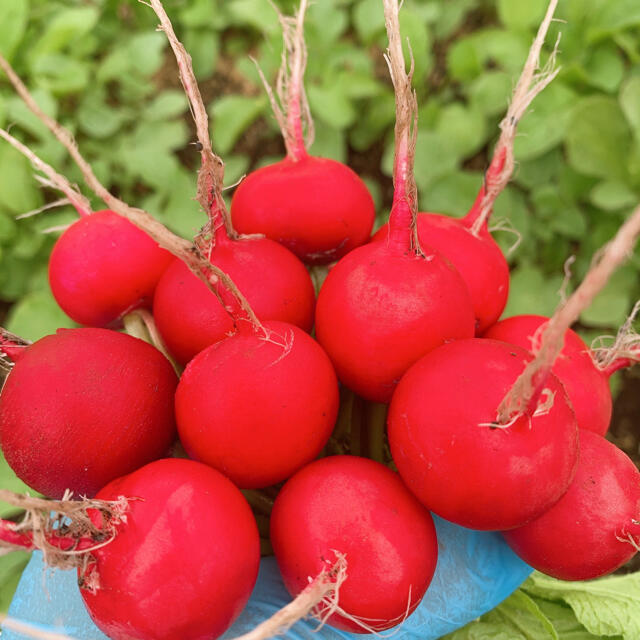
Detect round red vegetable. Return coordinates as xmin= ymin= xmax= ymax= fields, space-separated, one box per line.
xmin=80 ymin=458 xmax=260 ymax=640
xmin=175 ymin=320 xmax=339 ymax=488
xmin=0 ymin=328 xmax=177 ymax=498
xmin=49 ymin=210 xmax=173 ymax=327
xmin=153 ymin=235 xmax=315 ymax=365
xmin=484 ymin=314 xmax=612 ymax=435
xmin=388 ymin=338 xmax=579 ymax=530
xmin=315 ymin=240 xmax=475 ymax=402
xmin=231 ymin=155 xmax=375 ymax=265
xmin=503 ymin=429 xmax=640 ymax=580
xmin=271 ymin=455 xmax=438 ymax=633
xmin=371 ymin=196 xmax=509 ymax=334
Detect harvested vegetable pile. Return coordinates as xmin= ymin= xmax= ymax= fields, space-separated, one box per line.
xmin=0 ymin=1 xmax=639 ymax=639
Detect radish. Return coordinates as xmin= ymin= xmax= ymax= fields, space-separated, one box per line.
xmin=270 ymin=455 xmax=438 ymax=633
xmin=175 ymin=319 xmax=339 ymax=489
xmin=153 ymin=240 xmax=314 ymax=365
xmin=0 ymin=458 xmax=261 ymax=640
xmin=484 ymin=314 xmax=613 ymax=435
xmin=387 ymin=338 xmax=579 ymax=530
xmin=0 ymin=129 xmax=173 ymax=329
xmin=314 ymin=0 xmax=474 ymax=403
xmin=50 ymin=209 xmax=173 ymax=328
xmin=370 ymin=0 xmax=560 ymax=333
xmin=230 ymin=0 xmax=375 ymax=265
xmin=148 ymin=0 xmax=315 ymax=365
xmin=0 ymin=328 xmax=177 ymax=498
xmin=503 ymin=429 xmax=640 ymax=580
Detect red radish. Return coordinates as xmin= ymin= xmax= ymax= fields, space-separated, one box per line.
xmin=388 ymin=339 xmax=579 ymax=530
xmin=230 ymin=1 xmax=375 ymax=265
xmin=314 ymin=1 xmax=474 ymax=403
xmin=503 ymin=430 xmax=640 ymax=580
xmin=50 ymin=209 xmax=173 ymax=327
xmin=0 ymin=459 xmax=260 ymax=640
xmin=371 ymin=185 xmax=509 ymax=334
xmin=231 ymin=155 xmax=375 ymax=265
xmin=0 ymin=328 xmax=177 ymax=498
xmin=175 ymin=320 xmax=339 ymax=489
xmin=0 ymin=129 xmax=173 ymax=329
xmin=79 ymin=459 xmax=260 ymax=640
xmin=484 ymin=314 xmax=613 ymax=436
xmin=153 ymin=236 xmax=315 ymax=365
xmin=148 ymin=1 xmax=315 ymax=365
xmin=371 ymin=0 xmax=560 ymax=333
xmin=271 ymin=455 xmax=438 ymax=633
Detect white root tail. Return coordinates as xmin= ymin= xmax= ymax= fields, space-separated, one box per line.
xmin=229 ymin=553 xmax=347 ymax=640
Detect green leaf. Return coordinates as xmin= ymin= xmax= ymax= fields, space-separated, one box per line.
xmin=535 ymin=599 xmax=612 ymax=640
xmin=6 ymin=89 xmax=58 ymax=141
xmin=155 ymin=169 xmax=202 ymax=240
xmin=421 ymin=171 xmax=483 ymax=216
xmin=468 ymin=71 xmax=512 ymax=116
xmin=583 ymin=45 xmax=625 ymax=93
xmin=620 ymin=75 xmax=640 ymax=134
xmin=514 ymin=82 xmax=577 ymax=160
xmin=565 ymin=96 xmax=632 ymax=181
xmin=588 ymin=0 xmax=640 ymax=39
xmin=525 ymin=572 xmax=640 ymax=640
xmin=435 ymin=103 xmax=486 ymax=158
xmin=145 ymin=91 xmax=189 ymax=121
xmin=6 ymin=287 xmax=76 ymax=341
xmin=444 ymin=590 xmax=559 ymax=639
xmin=307 ymin=84 xmax=356 ymax=131
xmin=398 ymin=9 xmax=432 ymax=82
xmin=28 ymin=7 xmax=99 ymax=62
xmin=579 ymin=266 xmax=636 ymax=327
xmin=211 ymin=95 xmax=266 ymax=155
xmin=503 ymin=264 xmax=565 ymax=318
xmin=32 ymin=54 xmax=90 ymax=95
xmin=353 ymin=0 xmax=385 ymax=43
xmin=448 ymin=37 xmax=483 ymax=82
xmin=78 ymin=90 xmax=127 ymax=139
xmin=590 ymin=180 xmax=639 ymax=211
xmin=308 ymin=122 xmax=346 ymax=163
xmin=0 ymin=0 xmax=29 ymax=60
xmin=0 ymin=452 xmax=34 ymax=517
xmin=98 ymin=32 xmax=165 ymax=82
xmin=497 ymin=0 xmax=548 ymax=30
xmin=0 ymin=145 xmax=42 ymax=215
xmin=183 ymin=29 xmax=220 ymax=80
xmin=412 ymin=130 xmax=459 ymax=192
xmin=226 ymin=0 xmax=280 ymax=33
xmin=0 ymin=551 xmax=30 ymax=614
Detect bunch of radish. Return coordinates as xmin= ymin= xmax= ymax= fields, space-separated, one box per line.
xmin=0 ymin=0 xmax=639 ymax=639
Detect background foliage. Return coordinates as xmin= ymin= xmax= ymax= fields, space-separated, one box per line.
xmin=0 ymin=0 xmax=639 ymax=631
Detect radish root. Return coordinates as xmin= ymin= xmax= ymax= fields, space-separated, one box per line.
xmin=229 ymin=552 xmax=347 ymax=640
xmin=469 ymin=0 xmax=560 ymax=236
xmin=591 ymin=300 xmax=640 ymax=375
xmin=255 ymin=0 xmax=313 ymax=162
xmin=0 ymin=489 xmax=129 ymax=570
xmin=497 ymin=202 xmax=640 ymax=425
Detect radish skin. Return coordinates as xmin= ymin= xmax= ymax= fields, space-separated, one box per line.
xmin=271 ymin=456 xmax=438 ymax=633
xmin=503 ymin=430 xmax=640 ymax=580
xmin=0 ymin=328 xmax=177 ymax=498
